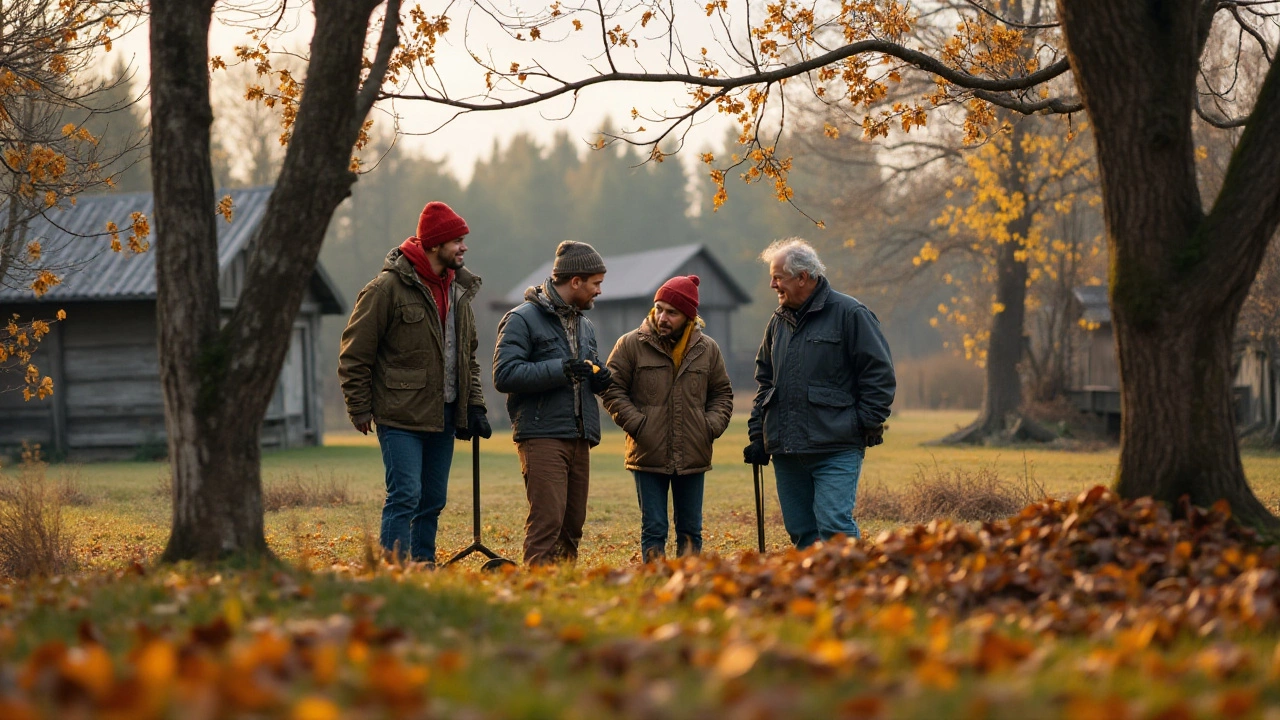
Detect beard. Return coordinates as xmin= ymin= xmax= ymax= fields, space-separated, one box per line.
xmin=442 ymin=253 xmax=465 ymax=270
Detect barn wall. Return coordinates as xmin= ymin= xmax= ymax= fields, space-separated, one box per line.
xmin=1 ymin=296 xmax=329 ymax=459
xmin=60 ymin=302 xmax=166 ymax=453
xmin=0 ymin=303 xmax=58 ymax=452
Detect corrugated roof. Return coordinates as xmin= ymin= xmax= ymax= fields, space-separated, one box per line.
xmin=502 ymin=243 xmax=751 ymax=306
xmin=0 ymin=187 xmax=345 ymax=314
xmin=1072 ymin=284 xmax=1110 ymax=325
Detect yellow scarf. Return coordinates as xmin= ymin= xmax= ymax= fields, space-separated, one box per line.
xmin=649 ymin=309 xmax=703 ymax=370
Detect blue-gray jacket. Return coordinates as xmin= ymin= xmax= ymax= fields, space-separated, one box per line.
xmin=747 ymin=278 xmax=895 ymax=454
xmin=493 ymin=287 xmax=603 ymax=446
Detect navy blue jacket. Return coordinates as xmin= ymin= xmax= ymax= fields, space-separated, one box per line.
xmin=493 ymin=293 xmax=603 ymax=446
xmin=747 ymin=278 xmax=895 ymax=454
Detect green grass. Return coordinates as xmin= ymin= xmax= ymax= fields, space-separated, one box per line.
xmin=8 ymin=411 xmax=1280 ymax=717
xmin=25 ymin=409 xmax=1280 ymax=569
xmin=32 ymin=409 xmax=1280 ymax=566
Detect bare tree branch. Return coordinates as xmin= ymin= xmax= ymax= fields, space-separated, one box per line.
xmin=383 ymin=39 xmax=1073 ymax=111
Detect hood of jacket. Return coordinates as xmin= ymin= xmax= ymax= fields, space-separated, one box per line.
xmin=385 ymin=247 xmax=482 ymax=300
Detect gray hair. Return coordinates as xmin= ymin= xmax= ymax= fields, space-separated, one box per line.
xmin=759 ymin=237 xmax=826 ymax=279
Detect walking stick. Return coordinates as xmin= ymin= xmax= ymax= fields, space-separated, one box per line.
xmin=445 ymin=436 xmax=517 ymax=571
xmin=752 ymin=462 xmax=766 ymax=553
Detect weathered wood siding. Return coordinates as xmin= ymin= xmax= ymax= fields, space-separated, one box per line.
xmin=0 ymin=297 xmax=325 ymax=457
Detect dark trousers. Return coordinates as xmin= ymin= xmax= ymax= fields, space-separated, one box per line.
xmin=634 ymin=471 xmax=705 ymax=561
xmin=375 ymin=404 xmax=455 ymax=563
xmin=518 ymin=438 xmax=591 ymax=565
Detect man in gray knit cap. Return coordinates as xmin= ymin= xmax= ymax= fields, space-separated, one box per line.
xmin=493 ymin=241 xmax=612 ymax=565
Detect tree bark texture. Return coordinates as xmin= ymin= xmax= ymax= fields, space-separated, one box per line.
xmin=151 ymin=0 xmax=392 ymax=561
xmin=1058 ymin=0 xmax=1280 ymax=528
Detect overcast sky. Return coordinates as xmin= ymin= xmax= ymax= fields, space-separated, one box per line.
xmin=112 ymin=1 xmax=739 ymax=183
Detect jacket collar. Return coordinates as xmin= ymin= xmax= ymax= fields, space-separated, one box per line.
xmin=637 ymin=314 xmax=704 ymax=357
xmin=385 ymin=248 xmax=482 ymax=302
xmin=775 ymin=276 xmax=831 ymax=327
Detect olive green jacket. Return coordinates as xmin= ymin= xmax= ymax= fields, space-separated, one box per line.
xmin=338 ymin=249 xmax=484 ymax=432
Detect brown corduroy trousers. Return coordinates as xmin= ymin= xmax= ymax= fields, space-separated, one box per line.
xmin=517 ymin=438 xmax=591 ymax=565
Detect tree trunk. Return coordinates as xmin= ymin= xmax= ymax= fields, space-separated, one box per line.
xmin=151 ymin=0 xmax=395 ymax=561
xmin=943 ymin=118 xmax=1049 ymax=444
xmin=1059 ymin=0 xmax=1280 ymax=528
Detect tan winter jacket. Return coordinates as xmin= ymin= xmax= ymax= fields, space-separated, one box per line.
xmin=602 ymin=316 xmax=734 ymax=474
xmin=337 ymin=248 xmax=484 ymax=432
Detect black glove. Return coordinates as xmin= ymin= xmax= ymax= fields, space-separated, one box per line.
xmin=563 ymin=358 xmax=594 ymax=381
xmin=743 ymin=440 xmax=770 ymax=466
xmin=588 ymin=363 xmax=613 ymax=392
xmin=863 ymin=423 xmax=886 ymax=448
xmin=455 ymin=407 xmax=492 ymax=441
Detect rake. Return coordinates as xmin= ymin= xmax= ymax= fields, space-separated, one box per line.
xmin=445 ymin=436 xmax=517 ymax=571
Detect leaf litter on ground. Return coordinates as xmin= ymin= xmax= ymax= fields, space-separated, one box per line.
xmin=6 ymin=486 xmax=1280 ymax=719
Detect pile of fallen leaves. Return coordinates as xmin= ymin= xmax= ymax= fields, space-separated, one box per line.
xmin=8 ymin=485 xmax=1280 ymax=719
xmin=2 ymin=614 xmax=434 ymax=719
xmin=635 ymin=485 xmax=1280 ymax=639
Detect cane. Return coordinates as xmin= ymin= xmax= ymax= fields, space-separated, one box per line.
xmin=752 ymin=462 xmax=766 ymax=553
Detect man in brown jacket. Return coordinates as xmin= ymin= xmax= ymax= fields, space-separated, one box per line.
xmin=603 ymin=275 xmax=734 ymax=561
xmin=337 ymin=201 xmax=489 ymax=565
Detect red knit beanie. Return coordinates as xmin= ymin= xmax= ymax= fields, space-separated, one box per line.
xmin=415 ymin=201 xmax=469 ymax=248
xmin=655 ymin=275 xmax=700 ymax=320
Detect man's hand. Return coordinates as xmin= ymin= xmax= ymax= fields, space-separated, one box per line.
xmin=743 ymin=440 xmax=770 ymax=466
xmin=563 ymin=358 xmax=594 ymax=381
xmin=469 ymin=407 xmax=492 ymax=440
xmin=588 ymin=363 xmax=613 ymax=393
xmin=863 ymin=423 xmax=887 ymax=448
xmin=352 ymin=413 xmax=373 ymax=436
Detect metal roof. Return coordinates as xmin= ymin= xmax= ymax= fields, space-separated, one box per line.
xmin=0 ymin=186 xmax=345 ymax=314
xmin=502 ymin=243 xmax=752 ymax=306
xmin=1072 ymin=284 xmax=1110 ymax=325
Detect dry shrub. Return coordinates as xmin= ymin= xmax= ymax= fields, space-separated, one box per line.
xmin=853 ymin=482 xmax=905 ymax=521
xmin=263 ymin=470 xmax=352 ymax=513
xmin=856 ymin=459 xmax=1047 ymax=524
xmin=52 ymin=466 xmax=92 ymax=507
xmin=0 ymin=443 xmax=75 ymax=578
xmin=153 ymin=468 xmax=172 ymax=499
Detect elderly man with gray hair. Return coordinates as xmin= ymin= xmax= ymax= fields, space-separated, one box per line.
xmin=744 ymin=238 xmax=895 ymax=549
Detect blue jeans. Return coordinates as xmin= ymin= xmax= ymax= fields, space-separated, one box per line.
xmin=771 ymin=449 xmax=864 ymax=549
xmin=376 ymin=405 xmax=455 ymax=562
xmin=634 ymin=471 xmax=705 ymax=560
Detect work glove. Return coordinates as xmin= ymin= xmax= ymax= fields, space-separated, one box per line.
xmin=456 ymin=407 xmax=493 ymax=441
xmin=563 ymin=358 xmax=594 ymax=381
xmin=863 ymin=422 xmax=886 ymax=448
xmin=743 ymin=440 xmax=770 ymax=466
xmin=588 ymin=363 xmax=614 ymax=393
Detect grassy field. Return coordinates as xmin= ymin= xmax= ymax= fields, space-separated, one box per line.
xmin=7 ymin=411 xmax=1280 ymax=717
xmin=30 ymin=409 xmax=1280 ymax=570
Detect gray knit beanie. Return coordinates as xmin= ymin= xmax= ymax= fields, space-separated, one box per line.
xmin=552 ymin=241 xmax=607 ymax=276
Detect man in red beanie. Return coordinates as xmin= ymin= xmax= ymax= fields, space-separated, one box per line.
xmin=338 ymin=201 xmax=490 ymax=565
xmin=602 ymin=275 xmax=734 ymax=561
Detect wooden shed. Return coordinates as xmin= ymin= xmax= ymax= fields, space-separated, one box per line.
xmin=0 ymin=187 xmax=345 ymax=459
xmin=496 ymin=243 xmax=752 ymax=355
xmin=1066 ymin=283 xmax=1268 ymax=431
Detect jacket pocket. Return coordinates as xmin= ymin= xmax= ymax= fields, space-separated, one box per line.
xmin=808 ymin=385 xmax=853 ymax=408
xmin=634 ymin=363 xmax=669 ymax=406
xmin=806 ymin=384 xmax=855 ymax=447
xmin=400 ymin=304 xmax=427 ymax=324
xmin=383 ymin=367 xmax=427 ymax=390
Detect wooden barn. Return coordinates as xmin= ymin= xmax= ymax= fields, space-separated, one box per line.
xmin=0 ymin=187 xmax=345 ymax=459
xmin=497 ymin=243 xmax=752 ymax=355
xmin=1067 ymin=283 xmax=1272 ymax=432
